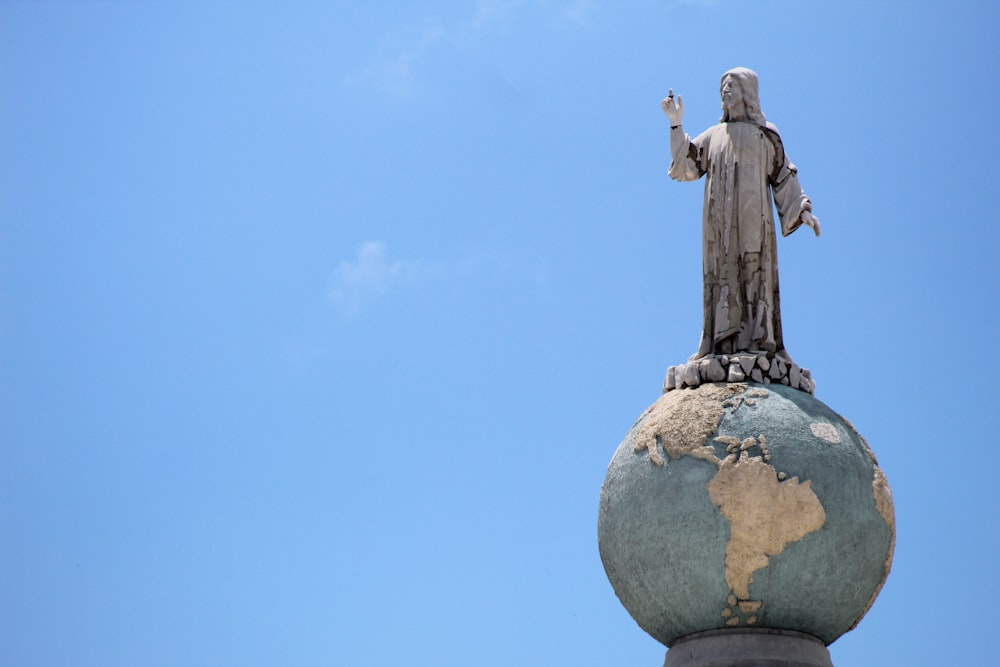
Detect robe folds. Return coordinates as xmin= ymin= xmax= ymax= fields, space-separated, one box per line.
xmin=669 ymin=120 xmax=811 ymax=362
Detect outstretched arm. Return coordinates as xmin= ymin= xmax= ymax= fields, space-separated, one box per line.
xmin=766 ymin=128 xmax=820 ymax=238
xmin=662 ymin=89 xmax=705 ymax=182
xmin=801 ymin=210 xmax=821 ymax=237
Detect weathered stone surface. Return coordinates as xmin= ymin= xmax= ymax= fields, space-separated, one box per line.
xmin=702 ymin=358 xmax=727 ymax=382
xmin=684 ymin=363 xmax=701 ymax=388
xmin=663 ymin=68 xmax=821 ymax=364
xmin=663 ymin=353 xmax=816 ymax=395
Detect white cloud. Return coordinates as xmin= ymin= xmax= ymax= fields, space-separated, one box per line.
xmin=471 ymin=0 xmax=525 ymax=29
xmin=664 ymin=0 xmax=719 ymax=6
xmin=344 ymin=20 xmax=447 ymax=97
xmin=561 ymin=0 xmax=599 ymax=27
xmin=343 ymin=0 xmax=531 ymax=97
xmin=330 ymin=241 xmax=419 ymax=312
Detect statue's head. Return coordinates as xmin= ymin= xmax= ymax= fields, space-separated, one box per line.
xmin=720 ymin=67 xmax=766 ymax=125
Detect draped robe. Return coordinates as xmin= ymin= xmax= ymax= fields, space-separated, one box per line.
xmin=669 ymin=120 xmax=811 ymax=362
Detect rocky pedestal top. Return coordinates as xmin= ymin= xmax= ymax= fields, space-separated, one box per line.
xmin=665 ymin=354 xmax=814 ymax=394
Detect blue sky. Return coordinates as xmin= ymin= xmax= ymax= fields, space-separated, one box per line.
xmin=1 ymin=1 xmax=997 ymax=665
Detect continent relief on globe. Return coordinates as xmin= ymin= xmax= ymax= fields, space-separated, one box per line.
xmin=630 ymin=383 xmax=894 ymax=629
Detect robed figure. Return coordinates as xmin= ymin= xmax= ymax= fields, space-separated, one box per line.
xmin=662 ymin=68 xmax=820 ymax=363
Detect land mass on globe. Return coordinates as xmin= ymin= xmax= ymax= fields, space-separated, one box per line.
xmin=633 ymin=384 xmax=826 ymax=618
xmin=707 ymin=455 xmax=825 ymax=600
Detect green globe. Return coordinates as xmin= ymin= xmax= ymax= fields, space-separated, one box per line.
xmin=598 ymin=383 xmax=894 ymax=647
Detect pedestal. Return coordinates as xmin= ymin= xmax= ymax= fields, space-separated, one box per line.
xmin=663 ymin=629 xmax=833 ymax=667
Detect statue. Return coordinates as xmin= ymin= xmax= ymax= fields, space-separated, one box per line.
xmin=598 ymin=69 xmax=894 ymax=667
xmin=662 ymin=67 xmax=820 ymax=367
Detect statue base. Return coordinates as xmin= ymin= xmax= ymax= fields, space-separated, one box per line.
xmin=665 ymin=353 xmax=814 ymax=394
xmin=663 ymin=629 xmax=833 ymax=667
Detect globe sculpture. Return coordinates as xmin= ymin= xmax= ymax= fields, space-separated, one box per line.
xmin=598 ymin=70 xmax=894 ymax=667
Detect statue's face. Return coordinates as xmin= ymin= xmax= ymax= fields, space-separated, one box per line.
xmin=721 ymin=75 xmax=742 ymax=110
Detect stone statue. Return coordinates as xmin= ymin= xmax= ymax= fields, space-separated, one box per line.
xmin=662 ymin=67 xmax=820 ymax=367
xmin=599 ymin=69 xmax=893 ymax=667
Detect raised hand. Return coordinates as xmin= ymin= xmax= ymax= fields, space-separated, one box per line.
xmin=661 ymin=88 xmax=684 ymax=125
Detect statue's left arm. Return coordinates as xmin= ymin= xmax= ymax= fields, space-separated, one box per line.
xmin=766 ymin=126 xmax=821 ymax=238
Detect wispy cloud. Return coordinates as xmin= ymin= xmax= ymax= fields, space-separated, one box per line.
xmin=662 ymin=0 xmax=719 ymax=6
xmin=344 ymin=20 xmax=447 ymax=97
xmin=471 ymin=0 xmax=525 ymax=29
xmin=343 ymin=0 xmax=532 ymax=97
xmin=561 ymin=0 xmax=599 ymax=27
xmin=330 ymin=241 xmax=420 ymax=313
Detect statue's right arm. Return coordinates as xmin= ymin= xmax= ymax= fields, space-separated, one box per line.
xmin=663 ymin=89 xmax=705 ymax=181
xmin=668 ymin=126 xmax=706 ymax=182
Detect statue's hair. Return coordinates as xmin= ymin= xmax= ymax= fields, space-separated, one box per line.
xmin=719 ymin=67 xmax=767 ymax=126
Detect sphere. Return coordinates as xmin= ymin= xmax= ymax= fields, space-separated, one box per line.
xmin=598 ymin=382 xmax=894 ymax=647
